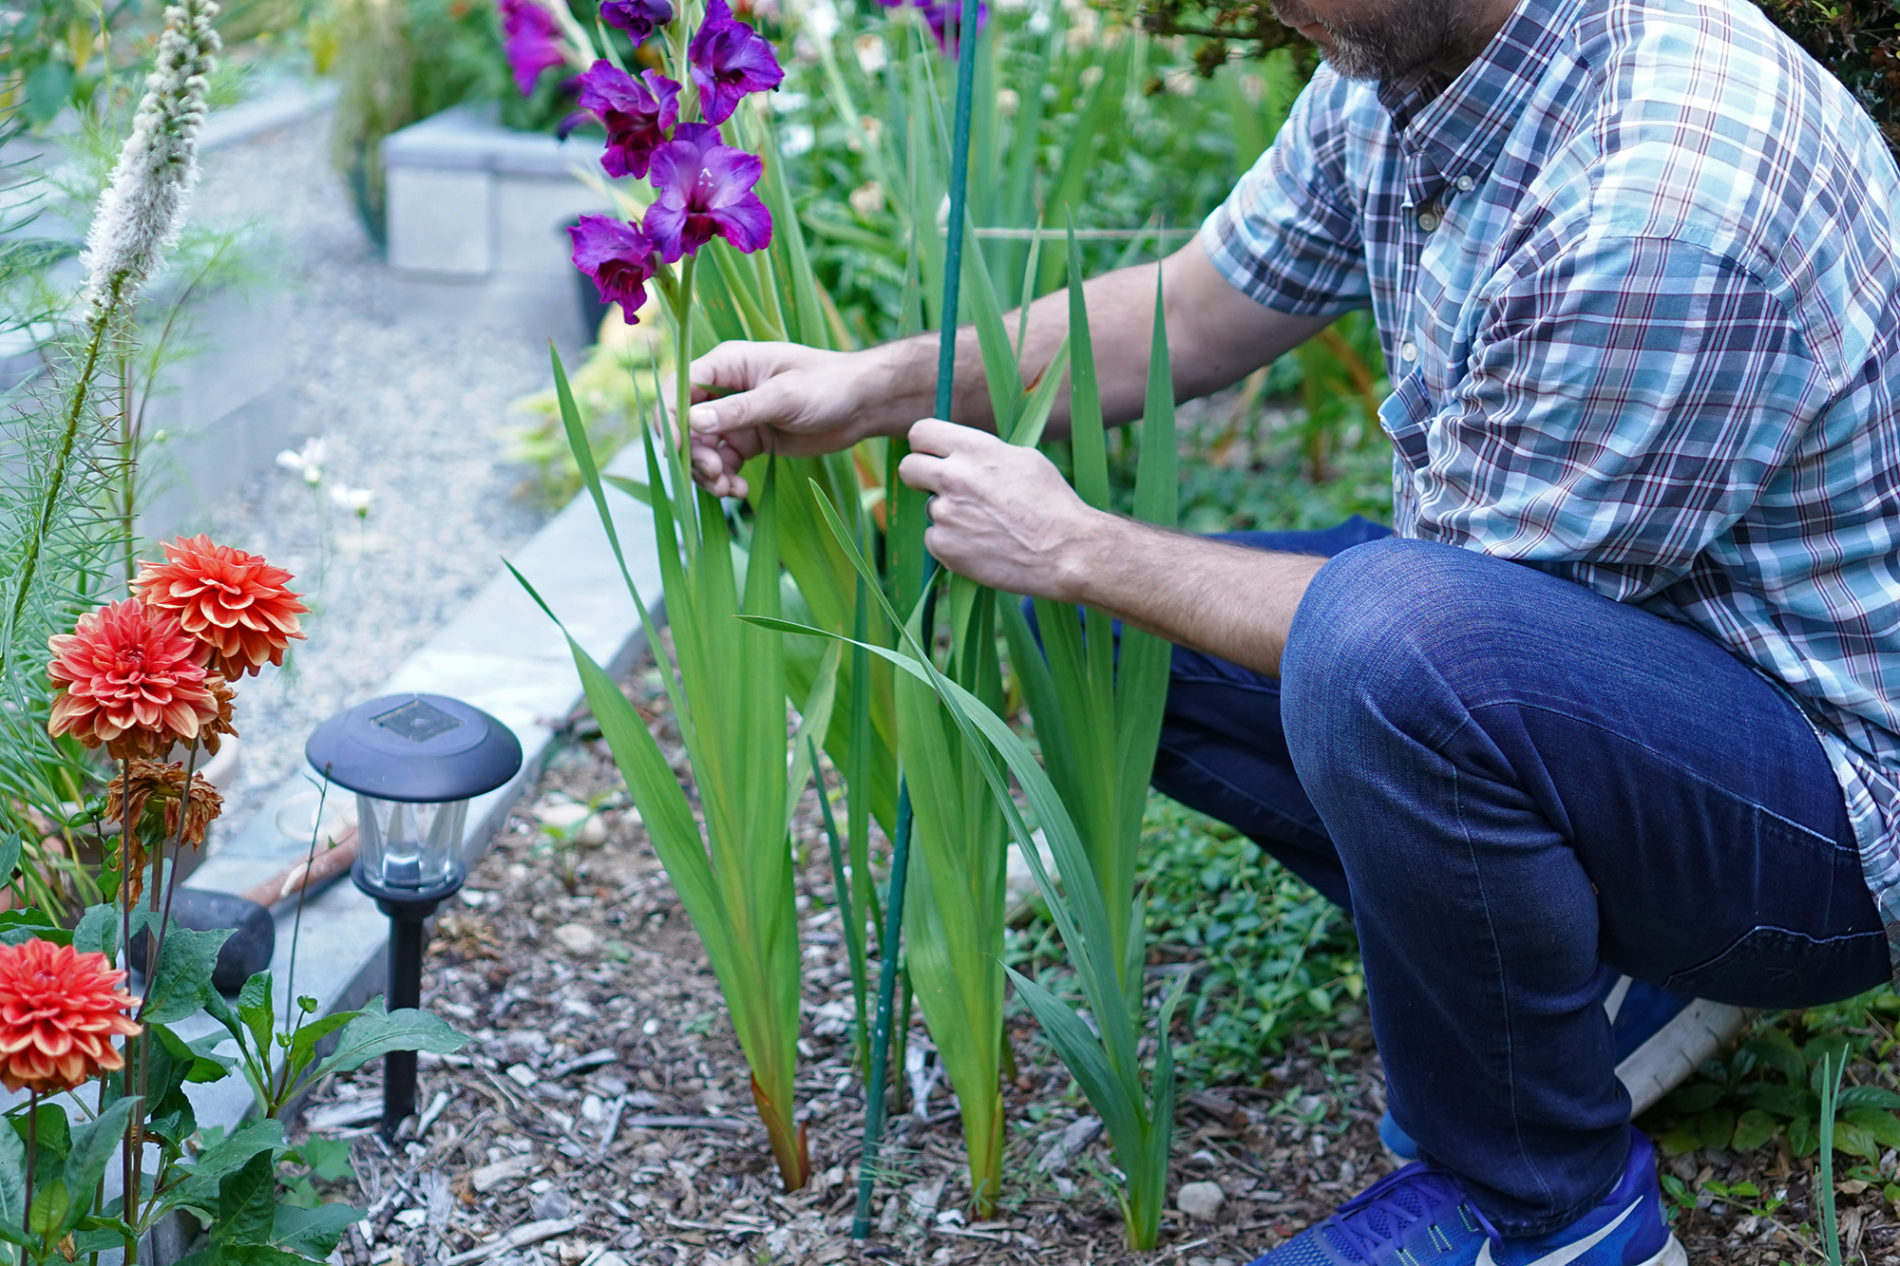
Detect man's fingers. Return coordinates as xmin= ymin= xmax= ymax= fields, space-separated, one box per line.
xmin=906 ymin=417 xmax=965 ymax=455
xmin=896 ymin=450 xmax=945 ymax=493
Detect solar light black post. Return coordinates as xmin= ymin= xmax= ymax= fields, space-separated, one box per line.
xmin=307 ymin=692 xmax=522 ymax=1138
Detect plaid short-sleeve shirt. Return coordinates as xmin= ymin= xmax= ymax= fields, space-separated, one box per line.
xmin=1203 ymin=0 xmax=1900 ymax=974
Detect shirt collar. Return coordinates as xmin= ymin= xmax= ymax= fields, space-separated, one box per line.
xmin=1375 ymin=0 xmax=1589 ymax=205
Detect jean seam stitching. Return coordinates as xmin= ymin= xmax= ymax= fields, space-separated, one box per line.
xmin=1450 ymin=756 xmax=1560 ymax=1222
xmin=1463 ymin=699 xmax=1851 ymax=854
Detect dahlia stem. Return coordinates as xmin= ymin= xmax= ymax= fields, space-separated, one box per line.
xmin=116 ymin=755 xmax=136 ymax=1257
xmin=24 ymin=1089 xmax=39 ymax=1245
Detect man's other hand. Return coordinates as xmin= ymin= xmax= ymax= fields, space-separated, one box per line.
xmin=897 ymin=418 xmax=1101 ymax=601
xmin=683 ymin=342 xmax=892 ymax=499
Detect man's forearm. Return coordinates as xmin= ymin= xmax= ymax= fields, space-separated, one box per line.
xmin=1059 ymin=514 xmax=1328 ymax=676
xmin=867 ymin=238 xmax=1330 ymax=443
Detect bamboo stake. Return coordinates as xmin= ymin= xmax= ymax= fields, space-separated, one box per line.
xmin=851 ymin=0 xmax=982 ymax=1236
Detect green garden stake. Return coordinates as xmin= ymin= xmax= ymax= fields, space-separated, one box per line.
xmin=852 ymin=0 xmax=983 ymax=1237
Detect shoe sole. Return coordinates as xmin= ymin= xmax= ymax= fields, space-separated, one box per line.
xmin=1617 ymin=1000 xmax=1754 ymax=1117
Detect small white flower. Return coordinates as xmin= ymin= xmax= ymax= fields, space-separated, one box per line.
xmin=276 ymin=436 xmax=328 ymax=485
xmin=848 ymin=180 xmax=885 ymax=218
xmin=328 ymin=485 xmax=374 ymax=518
xmin=853 ymin=32 xmax=887 ymax=73
xmin=800 ymin=0 xmax=839 ymax=42
xmin=779 ymin=122 xmax=815 ymax=157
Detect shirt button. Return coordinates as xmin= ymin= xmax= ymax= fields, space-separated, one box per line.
xmin=1456 ymin=174 xmax=1475 ymax=192
xmin=1400 ymin=341 xmax=1419 ymax=363
xmin=1417 ymin=208 xmax=1441 ymax=232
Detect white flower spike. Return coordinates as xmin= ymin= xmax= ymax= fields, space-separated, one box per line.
xmin=79 ymin=0 xmax=222 ymax=317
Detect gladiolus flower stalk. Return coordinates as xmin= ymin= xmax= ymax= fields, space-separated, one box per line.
xmin=850 ymin=0 xmax=982 ymax=1238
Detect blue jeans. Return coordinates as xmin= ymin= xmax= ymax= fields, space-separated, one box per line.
xmin=1151 ymin=519 xmax=1889 ymax=1235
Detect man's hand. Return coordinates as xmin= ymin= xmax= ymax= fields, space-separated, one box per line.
xmin=684 ymin=341 xmax=923 ymax=498
xmin=896 ymin=418 xmax=1105 ymax=601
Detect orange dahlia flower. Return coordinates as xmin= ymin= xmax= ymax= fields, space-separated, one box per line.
xmin=134 ymin=535 xmax=308 ymax=679
xmin=47 ymin=600 xmax=222 ymax=760
xmin=0 ymin=938 xmax=142 ymax=1095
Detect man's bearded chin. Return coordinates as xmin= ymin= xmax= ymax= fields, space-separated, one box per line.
xmin=1272 ymin=0 xmax=1491 ymax=81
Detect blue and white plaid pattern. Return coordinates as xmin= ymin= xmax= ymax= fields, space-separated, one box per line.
xmin=1204 ymin=0 xmax=1900 ymax=973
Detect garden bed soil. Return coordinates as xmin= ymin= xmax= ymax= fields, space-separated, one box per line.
xmin=295 ymin=648 xmax=1898 ymax=1266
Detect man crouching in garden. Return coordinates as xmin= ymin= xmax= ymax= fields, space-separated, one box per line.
xmin=679 ymin=0 xmax=1900 ymax=1261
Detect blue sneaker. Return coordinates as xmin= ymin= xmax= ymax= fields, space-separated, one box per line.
xmin=1380 ymin=978 xmax=1751 ymax=1160
xmin=1247 ymin=1127 xmax=1685 ymax=1266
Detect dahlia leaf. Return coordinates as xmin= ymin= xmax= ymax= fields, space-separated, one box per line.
xmin=23 ymin=1180 xmax=66 ymax=1239
xmin=237 ymin=971 xmax=275 ymax=1058
xmin=72 ymin=903 xmax=118 ymax=959
xmin=142 ymin=924 xmax=233 ymax=1024
xmin=269 ymin=1202 xmax=366 ymax=1258
xmin=217 ymin=1152 xmax=278 ymax=1245
xmin=62 ymin=1098 xmax=140 ymax=1231
xmin=308 ymin=999 xmax=467 ymax=1082
xmin=171 ymin=1120 xmax=286 ymax=1213
xmin=21 ymin=1101 xmax=69 ymax=1160
xmin=0 ymin=908 xmax=65 ymax=947
xmin=0 ymin=1116 xmax=23 ymax=1240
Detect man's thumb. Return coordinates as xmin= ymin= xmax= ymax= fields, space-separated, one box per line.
xmin=688 ymin=381 xmax=772 ymax=435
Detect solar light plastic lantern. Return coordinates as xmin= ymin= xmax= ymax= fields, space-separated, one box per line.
xmin=307 ymin=692 xmax=522 ymax=1136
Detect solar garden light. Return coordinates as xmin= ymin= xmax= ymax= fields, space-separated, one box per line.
xmin=306 ymin=693 xmax=522 ymax=1137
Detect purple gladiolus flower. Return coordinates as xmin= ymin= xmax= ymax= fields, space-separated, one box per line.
xmin=686 ymin=0 xmax=784 ymax=125
xmin=642 ymin=122 xmax=772 ymax=262
xmin=576 ymin=61 xmax=681 ymax=179
xmin=499 ymin=0 xmax=566 ymax=95
xmin=600 ymin=0 xmax=672 ymax=45
xmin=570 ymin=215 xmax=659 ymax=317
xmin=916 ymin=0 xmax=985 ymax=56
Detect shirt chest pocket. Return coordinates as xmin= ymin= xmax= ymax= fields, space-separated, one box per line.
xmin=1377 ymin=370 xmax=1435 ymax=472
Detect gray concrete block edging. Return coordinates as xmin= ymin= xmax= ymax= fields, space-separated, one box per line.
xmin=151 ymin=441 xmax=664 ymax=1260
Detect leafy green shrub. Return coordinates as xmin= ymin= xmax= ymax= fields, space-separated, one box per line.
xmin=1650 ymin=989 xmax=1900 ymax=1168
xmin=1105 ymin=798 xmax=1364 ymax=1089
xmin=1753 ymin=0 xmax=1900 ymax=158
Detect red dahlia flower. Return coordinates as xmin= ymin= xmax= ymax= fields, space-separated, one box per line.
xmin=47 ymin=600 xmax=222 ymax=759
xmin=0 ymin=938 xmax=141 ymax=1095
xmin=134 ymin=534 xmax=308 ymax=679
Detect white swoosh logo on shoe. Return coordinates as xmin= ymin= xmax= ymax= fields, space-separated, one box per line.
xmin=1472 ymin=1199 xmax=1640 ymax=1266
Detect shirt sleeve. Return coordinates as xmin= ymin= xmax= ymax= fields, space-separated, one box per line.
xmin=1200 ymin=68 xmax=1374 ymax=317
xmin=1400 ymin=229 xmax=1834 ymax=604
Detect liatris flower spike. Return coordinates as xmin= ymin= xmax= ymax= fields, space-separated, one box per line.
xmin=80 ymin=0 xmax=220 ymax=316
xmin=500 ymin=0 xmax=567 ymax=95
xmin=600 ymin=0 xmax=672 ymax=45
xmin=134 ymin=534 xmax=309 ymax=680
xmin=687 ymin=0 xmax=784 ymax=125
xmin=577 ymin=62 xmax=682 ymax=180
xmin=47 ymin=600 xmax=222 ymax=760
xmin=570 ymin=215 xmax=661 ymax=315
xmin=643 ymin=122 xmax=772 ymax=262
xmin=0 ymin=939 xmax=142 ymax=1096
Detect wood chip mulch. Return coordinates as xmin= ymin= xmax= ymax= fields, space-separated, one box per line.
xmin=294 ymin=652 xmax=1896 ymax=1266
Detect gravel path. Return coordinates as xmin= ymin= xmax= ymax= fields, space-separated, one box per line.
xmin=185 ymin=102 xmax=555 ymax=831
